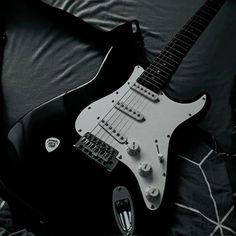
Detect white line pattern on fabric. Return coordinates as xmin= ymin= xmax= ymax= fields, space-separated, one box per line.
xmin=178 ymin=154 xmax=198 ymax=166
xmin=199 ymin=165 xmax=221 ymax=226
xmin=175 ymin=202 xmax=218 ymax=225
xmin=0 ymin=200 xmax=5 ymax=210
xmin=210 ymin=226 xmax=219 ymax=236
xmin=219 ymin=206 xmax=236 ymax=235
xmin=199 ymin=149 xmax=214 ymax=166
xmin=177 ymin=149 xmax=236 ymax=236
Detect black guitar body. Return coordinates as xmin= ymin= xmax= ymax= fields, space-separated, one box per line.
xmin=5 ymin=0 xmax=228 ymax=233
xmin=6 ymin=29 xmax=172 ymax=235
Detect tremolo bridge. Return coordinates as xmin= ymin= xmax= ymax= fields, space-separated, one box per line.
xmin=74 ymin=132 xmax=119 ymax=171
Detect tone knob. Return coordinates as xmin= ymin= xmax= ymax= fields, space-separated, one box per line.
xmin=127 ymin=141 xmax=140 ymax=156
xmin=138 ymin=162 xmax=152 ymax=177
xmin=146 ymin=186 xmax=160 ymax=202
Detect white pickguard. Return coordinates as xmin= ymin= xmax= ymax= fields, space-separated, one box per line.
xmin=75 ymin=65 xmax=207 ymax=210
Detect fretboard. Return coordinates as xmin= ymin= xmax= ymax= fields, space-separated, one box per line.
xmin=137 ymin=0 xmax=226 ymax=93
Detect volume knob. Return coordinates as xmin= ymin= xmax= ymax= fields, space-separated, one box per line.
xmin=127 ymin=141 xmax=140 ymax=156
xmin=138 ymin=162 xmax=152 ymax=177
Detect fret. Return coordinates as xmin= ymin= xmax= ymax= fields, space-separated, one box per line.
xmin=154 ymin=54 xmax=180 ymax=68
xmin=143 ymin=69 xmax=168 ymax=83
xmin=170 ymin=40 xmax=191 ymax=55
xmin=142 ymin=66 xmax=170 ymax=82
xmin=138 ymin=0 xmax=226 ymax=92
xmin=195 ymin=12 xmax=211 ymax=24
xmin=188 ymin=25 xmax=202 ymax=34
xmin=154 ymin=77 xmax=167 ymax=87
xmin=208 ymin=0 xmax=225 ymax=9
xmin=181 ymin=18 xmax=205 ymax=38
xmin=198 ymin=4 xmax=216 ymax=17
xmin=178 ymin=30 xmax=196 ymax=42
xmin=156 ymin=59 xmax=176 ymax=71
xmin=190 ymin=19 xmax=206 ymax=32
xmin=155 ymin=71 xmax=168 ymax=82
xmin=137 ymin=76 xmax=162 ymax=93
xmin=201 ymin=8 xmax=215 ymax=18
xmin=147 ymin=75 xmax=167 ymax=87
xmin=146 ymin=64 xmax=172 ymax=79
xmin=141 ymin=74 xmax=163 ymax=87
xmin=178 ymin=32 xmax=196 ymax=43
xmin=167 ymin=45 xmax=184 ymax=57
xmin=197 ymin=8 xmax=216 ymax=20
xmin=192 ymin=16 xmax=207 ymax=27
xmin=147 ymin=70 xmax=171 ymax=85
xmin=139 ymin=75 xmax=165 ymax=91
xmin=158 ymin=52 xmax=181 ymax=66
xmin=205 ymin=3 xmax=218 ymax=11
xmin=164 ymin=49 xmax=182 ymax=61
xmin=150 ymin=76 xmax=164 ymax=87
xmin=184 ymin=28 xmax=199 ymax=39
xmin=149 ymin=64 xmax=170 ymax=77
xmin=178 ymin=32 xmax=198 ymax=44
xmin=203 ymin=4 xmax=218 ymax=15
xmin=170 ymin=38 xmax=191 ymax=53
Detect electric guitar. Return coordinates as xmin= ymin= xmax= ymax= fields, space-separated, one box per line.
xmin=8 ymin=0 xmax=226 ymax=235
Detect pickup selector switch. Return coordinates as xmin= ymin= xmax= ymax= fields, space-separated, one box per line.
xmin=127 ymin=141 xmax=140 ymax=156
xmin=138 ymin=162 xmax=152 ymax=177
xmin=158 ymin=153 xmax=164 ymax=163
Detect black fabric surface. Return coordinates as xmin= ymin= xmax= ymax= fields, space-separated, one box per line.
xmin=2 ymin=0 xmax=108 ymax=133
xmin=167 ymin=128 xmax=236 ymax=235
xmin=0 ymin=0 xmax=236 ymax=235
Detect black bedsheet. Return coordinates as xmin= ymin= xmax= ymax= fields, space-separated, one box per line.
xmin=0 ymin=0 xmax=236 ymax=235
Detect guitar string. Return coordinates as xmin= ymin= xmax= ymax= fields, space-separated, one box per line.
xmin=140 ymin=0 xmax=221 ymax=87
xmin=114 ymin=2 xmax=222 ymax=145
xmin=92 ymin=91 xmax=144 ymax=146
xmin=138 ymin=2 xmax=217 ymax=89
xmin=89 ymin=55 xmax=184 ymax=145
xmin=119 ymin=0 xmax=219 ymax=98
xmin=89 ymin=1 xmax=220 ymax=149
xmin=91 ymin=1 xmax=218 ymax=148
xmin=107 ymin=91 xmax=148 ymax=145
xmin=94 ymin=0 xmax=220 ymax=149
xmin=115 ymin=2 xmax=223 ymax=148
xmin=100 ymin=2 xmax=217 ymax=144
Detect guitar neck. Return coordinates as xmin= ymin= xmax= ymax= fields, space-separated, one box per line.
xmin=137 ymin=0 xmax=226 ymax=92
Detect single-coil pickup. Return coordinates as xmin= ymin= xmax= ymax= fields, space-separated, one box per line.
xmin=74 ymin=132 xmax=119 ymax=171
xmin=114 ymin=101 xmax=145 ymax=121
xmin=99 ymin=120 xmax=127 ymax=144
xmin=130 ymin=82 xmax=159 ymax=102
